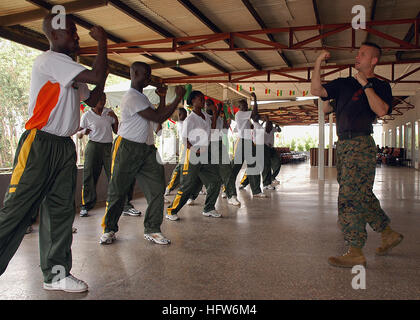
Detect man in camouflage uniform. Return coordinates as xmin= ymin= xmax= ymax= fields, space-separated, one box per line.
xmin=311 ymin=42 xmax=404 ymax=268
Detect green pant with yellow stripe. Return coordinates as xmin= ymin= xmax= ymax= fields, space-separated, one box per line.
xmin=226 ymin=138 xmax=262 ymax=196
xmin=0 ymin=129 xmax=77 ymax=283
xmin=167 ymin=148 xmax=221 ymax=216
xmin=101 ymin=137 xmax=165 ymax=234
xmin=81 ymin=140 xmax=135 ymax=212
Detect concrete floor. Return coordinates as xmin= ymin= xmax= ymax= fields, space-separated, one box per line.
xmin=0 ymin=161 xmax=419 ymax=300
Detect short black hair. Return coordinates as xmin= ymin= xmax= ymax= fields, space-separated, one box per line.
xmin=361 ymin=42 xmax=382 ymax=59
xmin=130 ymin=61 xmax=151 ymax=74
xmin=186 ymin=90 xmax=203 ymax=105
xmin=179 ymin=107 xmax=187 ymax=115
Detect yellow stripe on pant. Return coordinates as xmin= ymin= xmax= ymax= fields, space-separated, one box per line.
xmin=240 ymin=173 xmax=247 ymax=184
xmin=167 ymin=191 xmax=183 ymax=215
xmin=9 ymin=129 xmax=37 ymax=193
xmin=166 ymin=169 xmax=178 ymax=190
xmin=182 ymin=149 xmax=190 ymax=175
xmin=101 ymin=136 xmax=122 ymax=231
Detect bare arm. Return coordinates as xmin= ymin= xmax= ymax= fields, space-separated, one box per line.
xmin=138 ymin=85 xmax=186 ymax=123
xmin=74 ymin=26 xmax=108 ymax=85
xmin=250 ymin=92 xmax=259 ymax=122
xmin=354 ymin=73 xmax=389 ymax=117
xmin=311 ymin=50 xmax=330 ymax=98
xmin=323 ymin=101 xmax=334 ymax=114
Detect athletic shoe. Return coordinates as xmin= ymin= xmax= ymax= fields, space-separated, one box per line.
xmin=186 ymin=198 xmax=194 ymax=206
xmin=166 ymin=213 xmax=179 ymax=221
xmin=271 ymin=180 xmax=280 ymax=185
xmin=228 ymin=196 xmax=241 ymax=206
xmin=43 ymin=275 xmax=88 ymax=293
xmin=144 ymin=233 xmax=171 ymax=245
xmin=263 ymin=185 xmax=275 ymax=190
xmin=79 ymin=209 xmax=88 ymax=217
xmin=202 ymin=210 xmax=222 ymax=218
xmin=123 ymin=208 xmax=141 ymax=216
xmin=99 ymin=231 xmax=116 ymax=244
xmin=164 ymin=189 xmax=171 ymax=196
xmin=253 ymin=192 xmax=268 ymax=198
xmin=221 ymin=192 xmax=227 ymax=198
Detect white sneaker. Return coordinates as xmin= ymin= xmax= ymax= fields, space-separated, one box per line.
xmin=187 ymin=198 xmax=194 ymax=206
xmin=144 ymin=232 xmax=171 ymax=245
xmin=228 ymin=196 xmax=241 ymax=206
xmin=122 ymin=208 xmax=141 ymax=216
xmin=164 ymin=189 xmax=171 ymax=196
xmin=202 ymin=210 xmax=222 ymax=218
xmin=271 ymin=180 xmax=280 ymax=185
xmin=166 ymin=213 xmax=179 ymax=221
xmin=221 ymin=192 xmax=227 ymax=198
xmin=263 ymin=185 xmax=275 ymax=190
xmin=99 ymin=231 xmax=116 ymax=244
xmin=79 ymin=209 xmax=88 ymax=217
xmin=43 ymin=274 xmax=88 ymax=293
xmin=253 ymin=192 xmax=268 ymax=198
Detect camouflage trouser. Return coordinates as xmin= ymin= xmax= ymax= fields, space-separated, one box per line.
xmin=336 ymin=135 xmax=390 ymax=248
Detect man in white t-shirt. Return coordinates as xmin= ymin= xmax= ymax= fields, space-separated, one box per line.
xmin=100 ymin=62 xmax=185 ymax=245
xmin=77 ymin=93 xmax=141 ymax=217
xmin=225 ymin=93 xmax=267 ymax=198
xmin=0 ymin=14 xmax=108 ymax=293
xmin=165 ymin=108 xmax=188 ymax=195
xmin=262 ymin=116 xmax=282 ymax=188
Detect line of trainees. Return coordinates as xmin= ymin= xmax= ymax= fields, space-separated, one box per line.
xmin=0 ymin=14 xmax=404 ymax=294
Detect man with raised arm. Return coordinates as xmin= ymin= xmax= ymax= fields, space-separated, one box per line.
xmin=0 ymin=14 xmax=108 ymax=293
xmin=311 ymin=43 xmax=403 ymax=268
xmin=100 ymin=62 xmax=185 ymax=245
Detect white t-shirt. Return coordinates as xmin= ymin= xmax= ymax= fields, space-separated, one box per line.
xmin=80 ymin=107 xmax=115 ymax=143
xmin=210 ymin=116 xmax=224 ymax=142
xmin=118 ymin=88 xmax=153 ymax=143
xmin=265 ymin=128 xmax=275 ymax=147
xmin=182 ymin=111 xmax=212 ymax=148
xmin=234 ymin=110 xmax=252 ymax=140
xmin=146 ymin=121 xmax=161 ymax=146
xmin=252 ymin=121 xmax=265 ymax=145
xmin=25 ymin=50 xmax=89 ymax=137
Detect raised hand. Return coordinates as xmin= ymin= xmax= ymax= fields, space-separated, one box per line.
xmin=155 ymin=85 xmax=168 ymax=97
xmin=89 ymin=26 xmax=107 ymax=44
xmin=175 ymin=85 xmax=186 ymax=97
xmin=316 ymin=50 xmax=331 ymax=62
xmin=354 ymin=72 xmax=368 ymax=87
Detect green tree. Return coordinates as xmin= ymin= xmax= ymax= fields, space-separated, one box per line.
xmin=0 ymin=39 xmax=40 ymax=167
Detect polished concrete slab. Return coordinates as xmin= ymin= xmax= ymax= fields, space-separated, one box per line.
xmin=0 ymin=162 xmax=419 ymax=300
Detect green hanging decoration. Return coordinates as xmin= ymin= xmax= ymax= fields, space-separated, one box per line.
xmin=184 ymin=84 xmax=192 ymax=101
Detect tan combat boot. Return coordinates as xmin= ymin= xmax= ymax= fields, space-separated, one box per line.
xmin=328 ymin=247 xmax=367 ymax=268
xmin=375 ymin=226 xmax=404 ymax=256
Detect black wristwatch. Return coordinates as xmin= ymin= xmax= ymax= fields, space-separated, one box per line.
xmin=362 ymin=82 xmax=373 ymax=90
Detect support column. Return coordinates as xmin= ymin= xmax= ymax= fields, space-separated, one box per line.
xmin=328 ymin=113 xmax=333 ymax=167
xmin=318 ymin=98 xmax=325 ymax=180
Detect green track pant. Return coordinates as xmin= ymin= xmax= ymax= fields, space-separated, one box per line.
xmin=0 ymin=129 xmax=77 ymax=283
xmin=167 ymin=148 xmax=222 ymax=215
xmin=81 ymin=140 xmax=135 ymax=212
xmin=262 ymin=145 xmax=281 ymax=186
xmin=226 ymin=138 xmax=262 ymax=195
xmin=101 ymin=137 xmax=165 ymax=234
